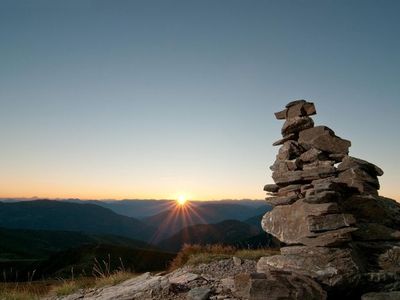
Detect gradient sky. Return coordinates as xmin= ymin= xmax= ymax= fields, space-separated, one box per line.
xmin=0 ymin=0 xmax=399 ymax=201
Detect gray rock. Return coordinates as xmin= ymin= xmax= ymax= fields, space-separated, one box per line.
xmin=270 ymin=159 xmax=299 ymax=172
xmin=169 ymin=270 xmax=200 ymax=284
xmin=339 ymin=195 xmax=400 ymax=229
xmin=299 ymin=148 xmax=328 ymax=163
xmin=70 ymin=272 xmax=169 ymax=300
xmin=311 ymin=177 xmax=346 ymax=193
xmin=304 ymin=190 xmax=342 ymax=204
xmin=263 ymin=184 xmax=279 ymax=193
xmin=219 ymin=276 xmax=235 ymax=291
xmin=271 ymin=165 xmax=337 ymax=185
xmin=277 ymin=140 xmax=304 ymax=160
xmin=307 ymin=213 xmax=356 ymax=232
xmin=257 ymin=246 xmax=361 ymax=288
xmin=299 ymin=227 xmax=357 ymax=247
xmin=272 ymin=170 xmax=303 ymax=185
xmin=187 ymin=287 xmax=211 ymax=300
xmin=282 ymin=116 xmax=314 ymax=136
xmin=301 ymin=183 xmax=314 ymax=193
xmin=361 ymin=291 xmax=400 ymax=300
xmin=352 ymin=223 xmax=400 ymax=241
xmin=274 ymin=101 xmax=317 ymax=120
xmin=300 ymin=165 xmax=337 ymax=181
xmin=274 ymin=109 xmax=287 ymax=120
xmin=272 ymin=133 xmax=297 ymax=146
xmin=276 ymin=184 xmax=302 ymax=195
xmin=338 ymin=156 xmax=384 ymax=177
xmin=234 ymin=271 xmax=326 ymax=300
xmin=261 ymin=199 xmax=339 ymax=244
xmin=337 ymin=168 xmax=380 ymax=194
xmin=298 ymin=126 xmax=351 ymax=154
xmin=265 ymin=194 xmax=299 ymax=207
xmin=285 ymin=99 xmax=307 ymax=108
xmin=286 ymin=102 xmax=316 ymax=119
xmin=232 ymin=256 xmax=242 ymax=266
xmin=329 ymin=153 xmax=346 ymax=162
xmin=302 ymin=160 xmax=335 ymax=170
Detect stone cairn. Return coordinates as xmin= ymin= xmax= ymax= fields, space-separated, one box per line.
xmin=254 ymin=100 xmax=400 ymax=298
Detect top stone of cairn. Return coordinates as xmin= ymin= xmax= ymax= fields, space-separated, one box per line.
xmin=275 ymin=100 xmax=316 ymax=120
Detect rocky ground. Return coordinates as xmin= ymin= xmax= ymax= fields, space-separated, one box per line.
xmin=49 ymin=258 xmax=257 ymax=300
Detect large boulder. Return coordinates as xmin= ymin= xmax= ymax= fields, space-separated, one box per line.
xmin=282 ymin=116 xmax=314 ymax=136
xmin=362 ymin=291 xmax=400 ymax=300
xmin=338 ymin=156 xmax=384 ymax=177
xmin=339 ymin=195 xmax=400 ymax=229
xmin=261 ymin=199 xmax=348 ymax=245
xmin=257 ymin=246 xmax=362 ymax=288
xmin=337 ymin=168 xmax=380 ymax=194
xmin=234 ymin=270 xmax=326 ymax=300
xmin=274 ymin=101 xmax=317 ymax=120
xmin=298 ymin=126 xmax=351 ymax=154
xmin=277 ymin=140 xmax=304 ymax=160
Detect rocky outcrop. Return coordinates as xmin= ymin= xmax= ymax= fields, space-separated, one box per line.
xmin=50 ymin=258 xmax=259 ymax=300
xmin=258 ymin=100 xmax=400 ymax=298
xmin=234 ymin=270 xmax=326 ymax=300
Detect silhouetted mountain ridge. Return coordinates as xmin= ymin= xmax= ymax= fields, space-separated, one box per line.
xmin=0 ymin=200 xmax=155 ymax=242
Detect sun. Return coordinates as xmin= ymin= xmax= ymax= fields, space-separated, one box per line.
xmin=177 ymin=195 xmax=187 ymax=206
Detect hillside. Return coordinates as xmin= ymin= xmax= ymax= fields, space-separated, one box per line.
xmin=0 ymin=227 xmax=154 ymax=260
xmin=75 ymin=199 xmax=173 ymax=218
xmin=157 ymin=220 xmax=263 ymax=252
xmin=0 ymin=200 xmax=155 ymax=242
xmin=37 ymin=244 xmax=175 ymax=278
xmin=144 ymin=202 xmax=269 ymax=241
xmin=0 ymin=227 xmax=173 ymax=281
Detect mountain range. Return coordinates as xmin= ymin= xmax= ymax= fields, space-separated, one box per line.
xmin=0 ymin=198 xmax=272 ymax=279
xmin=0 ymin=200 xmax=155 ymax=242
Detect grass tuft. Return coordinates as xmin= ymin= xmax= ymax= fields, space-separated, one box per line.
xmin=169 ymin=244 xmax=279 ymax=270
xmin=51 ymin=271 xmax=136 ymax=296
xmin=0 ymin=286 xmax=43 ymax=300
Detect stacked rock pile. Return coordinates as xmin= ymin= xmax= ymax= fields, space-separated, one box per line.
xmin=257 ymin=100 xmax=400 ymax=298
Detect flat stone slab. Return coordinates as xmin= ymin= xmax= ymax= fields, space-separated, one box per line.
xmin=261 ymin=199 xmax=339 ymax=244
xmin=257 ymin=246 xmax=361 ymax=288
xmin=362 ymin=291 xmax=400 ymax=300
xmin=282 ymin=116 xmax=314 ymax=136
xmin=234 ymin=270 xmax=326 ymax=300
xmin=186 ymin=287 xmax=211 ymax=300
xmin=338 ymin=156 xmax=383 ymax=176
xmin=298 ymin=126 xmax=351 ymax=154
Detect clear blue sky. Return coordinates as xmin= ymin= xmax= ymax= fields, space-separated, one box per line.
xmin=0 ymin=0 xmax=399 ymax=200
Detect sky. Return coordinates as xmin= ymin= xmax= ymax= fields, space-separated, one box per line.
xmin=0 ymin=0 xmax=399 ymax=201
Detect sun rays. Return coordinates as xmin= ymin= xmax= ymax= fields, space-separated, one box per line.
xmin=147 ymin=198 xmax=209 ymax=245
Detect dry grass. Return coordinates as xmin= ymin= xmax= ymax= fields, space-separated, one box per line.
xmin=234 ymin=248 xmax=280 ymax=260
xmin=0 ymin=290 xmax=39 ymax=300
xmin=169 ymin=244 xmax=280 ymax=270
xmin=51 ymin=278 xmax=94 ymax=297
xmin=94 ymin=271 xmax=135 ymax=287
xmin=0 ymin=282 xmax=51 ymax=300
xmin=51 ymin=271 xmax=136 ymax=296
xmin=1 ymin=255 xmax=138 ymax=299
